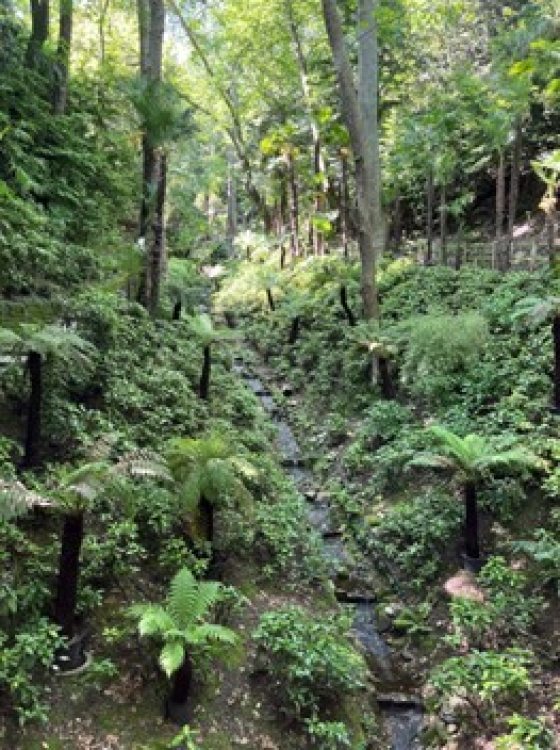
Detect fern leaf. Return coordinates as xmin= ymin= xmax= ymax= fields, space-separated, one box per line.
xmin=186 ymin=623 xmax=237 ymax=646
xmin=159 ymin=640 xmax=185 ymax=678
xmin=168 ymin=568 xmax=199 ymax=629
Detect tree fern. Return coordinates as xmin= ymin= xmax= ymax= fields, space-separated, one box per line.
xmin=130 ymin=567 xmax=237 ymax=682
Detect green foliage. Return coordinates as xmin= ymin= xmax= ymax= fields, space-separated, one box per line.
xmin=495 ymin=714 xmax=554 ymax=750
xmin=512 ymin=528 xmax=560 ymax=595
xmin=0 ymin=618 xmax=62 ymax=723
xmin=448 ymin=557 xmax=542 ymax=649
xmin=411 ymin=425 xmax=540 ymax=484
xmin=254 ymin=606 xmax=366 ymax=724
xmin=364 ymin=491 xmax=462 ymax=588
xmin=401 ymin=311 xmax=489 ymax=404
xmin=130 ymin=567 xmax=237 ymax=678
xmin=429 ymin=649 xmax=532 ymax=721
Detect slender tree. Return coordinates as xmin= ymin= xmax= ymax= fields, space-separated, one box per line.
xmin=53 ymin=0 xmax=73 ymax=114
xmin=321 ymin=0 xmax=380 ymax=320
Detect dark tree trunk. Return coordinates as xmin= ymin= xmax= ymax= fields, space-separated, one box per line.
xmin=172 ymin=300 xmax=182 ymax=321
xmin=147 ymin=150 xmax=167 ymax=316
xmin=53 ymin=0 xmax=73 ymax=114
xmin=440 ymin=183 xmax=447 ymax=265
xmin=26 ymin=0 xmax=49 ymax=67
xmin=24 ymin=351 xmax=42 ymax=468
xmin=166 ymin=653 xmax=193 ymax=725
xmin=266 ymin=288 xmax=275 ymax=312
xmin=426 ymin=168 xmax=434 ymax=265
xmin=199 ymin=494 xmax=214 ymax=543
xmin=340 ymin=284 xmax=356 ymax=326
xmin=553 ymin=315 xmax=560 ymax=412
xmin=288 ymin=316 xmax=301 ymax=345
xmin=464 ymin=481 xmax=480 ymax=560
xmin=379 ymin=357 xmax=395 ymax=399
xmin=340 ymin=150 xmax=350 ymax=259
xmin=54 ymin=511 xmax=84 ymax=638
xmin=199 ymin=345 xmax=211 ymax=401
xmin=280 ymin=245 xmax=287 ymax=270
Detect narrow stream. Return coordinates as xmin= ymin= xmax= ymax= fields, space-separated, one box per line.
xmin=233 ymin=357 xmax=423 ymax=750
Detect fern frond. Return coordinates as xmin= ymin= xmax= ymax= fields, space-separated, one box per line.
xmin=186 ymin=623 xmax=237 ymax=646
xmin=114 ymin=450 xmax=171 ymax=482
xmin=159 ymin=640 xmax=185 ymax=678
xmin=132 ymin=604 xmax=174 ymax=637
xmin=190 ymin=581 xmax=222 ymax=621
xmin=167 ymin=568 xmax=199 ymax=629
xmin=0 ymin=479 xmax=52 ymax=520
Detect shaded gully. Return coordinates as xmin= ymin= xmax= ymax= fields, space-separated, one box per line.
xmin=233 ymin=356 xmax=423 ymax=750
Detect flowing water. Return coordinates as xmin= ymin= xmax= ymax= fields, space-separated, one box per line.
xmin=235 ymin=357 xmax=424 ymax=749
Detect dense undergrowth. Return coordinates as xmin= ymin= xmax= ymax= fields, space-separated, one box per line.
xmin=217 ymin=247 xmax=560 ymax=748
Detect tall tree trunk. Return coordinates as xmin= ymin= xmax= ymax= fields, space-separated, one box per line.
xmin=138 ymin=0 xmax=166 ymax=313
xmin=199 ymin=345 xmax=211 ymax=401
xmin=464 ymin=481 xmax=480 ymax=560
xmin=340 ymin=149 xmax=350 ymax=259
xmin=287 ymin=152 xmax=300 ymax=258
xmin=26 ymin=0 xmax=49 ymax=68
xmin=24 ymin=351 xmax=42 ymax=468
xmin=378 ymin=357 xmax=395 ymax=399
xmin=53 ymin=0 xmax=73 ymax=114
xmin=322 ymin=0 xmax=379 ymax=320
xmin=285 ymin=0 xmax=326 ymax=256
xmin=172 ymin=300 xmax=182 ymax=321
xmin=358 ymin=0 xmax=384 ymax=266
xmin=147 ymin=150 xmax=166 ymax=316
xmin=495 ymin=150 xmax=506 ymax=269
xmin=226 ymin=150 xmax=237 ymax=255
xmin=426 ymin=168 xmax=434 ymax=264
xmin=440 ymin=183 xmax=447 ymax=265
xmin=54 ymin=511 xmax=84 ymax=638
xmin=553 ymin=315 xmax=560 ymax=412
xmin=288 ymin=316 xmax=301 ymax=345
xmin=505 ymin=119 xmax=522 ymax=271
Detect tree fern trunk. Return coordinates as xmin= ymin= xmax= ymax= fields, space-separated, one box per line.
xmin=172 ymin=300 xmax=182 ymax=321
xmin=464 ymin=481 xmax=480 ymax=560
xmin=167 ymin=653 xmax=193 ymax=725
xmin=200 ymin=495 xmax=214 ymax=544
xmin=199 ymin=345 xmax=211 ymax=401
xmin=24 ymin=351 xmax=42 ymax=468
xmin=340 ymin=284 xmax=356 ymax=326
xmin=266 ymin=288 xmax=275 ymax=312
xmin=54 ymin=510 xmax=84 ymax=638
xmin=379 ymin=357 xmax=395 ymax=399
xmin=288 ymin=316 xmax=301 ymax=345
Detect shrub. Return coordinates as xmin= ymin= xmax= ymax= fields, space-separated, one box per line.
xmin=429 ymin=649 xmax=532 ymax=723
xmin=495 ymin=714 xmax=554 ymax=750
xmin=364 ymin=491 xmax=462 ymax=588
xmin=254 ymin=606 xmax=366 ymax=719
xmin=448 ymin=557 xmax=542 ymax=649
xmin=401 ymin=311 xmax=489 ymax=405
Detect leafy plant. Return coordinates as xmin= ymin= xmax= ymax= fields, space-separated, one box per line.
xmin=254 ymin=606 xmax=366 ymax=720
xmin=411 ymin=426 xmax=539 ymax=561
xmin=130 ymin=567 xmax=237 ymax=723
xmin=495 ymin=714 xmax=554 ymax=750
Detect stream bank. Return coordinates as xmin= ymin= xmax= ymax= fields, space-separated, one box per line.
xmin=232 ymin=353 xmax=424 ymax=750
